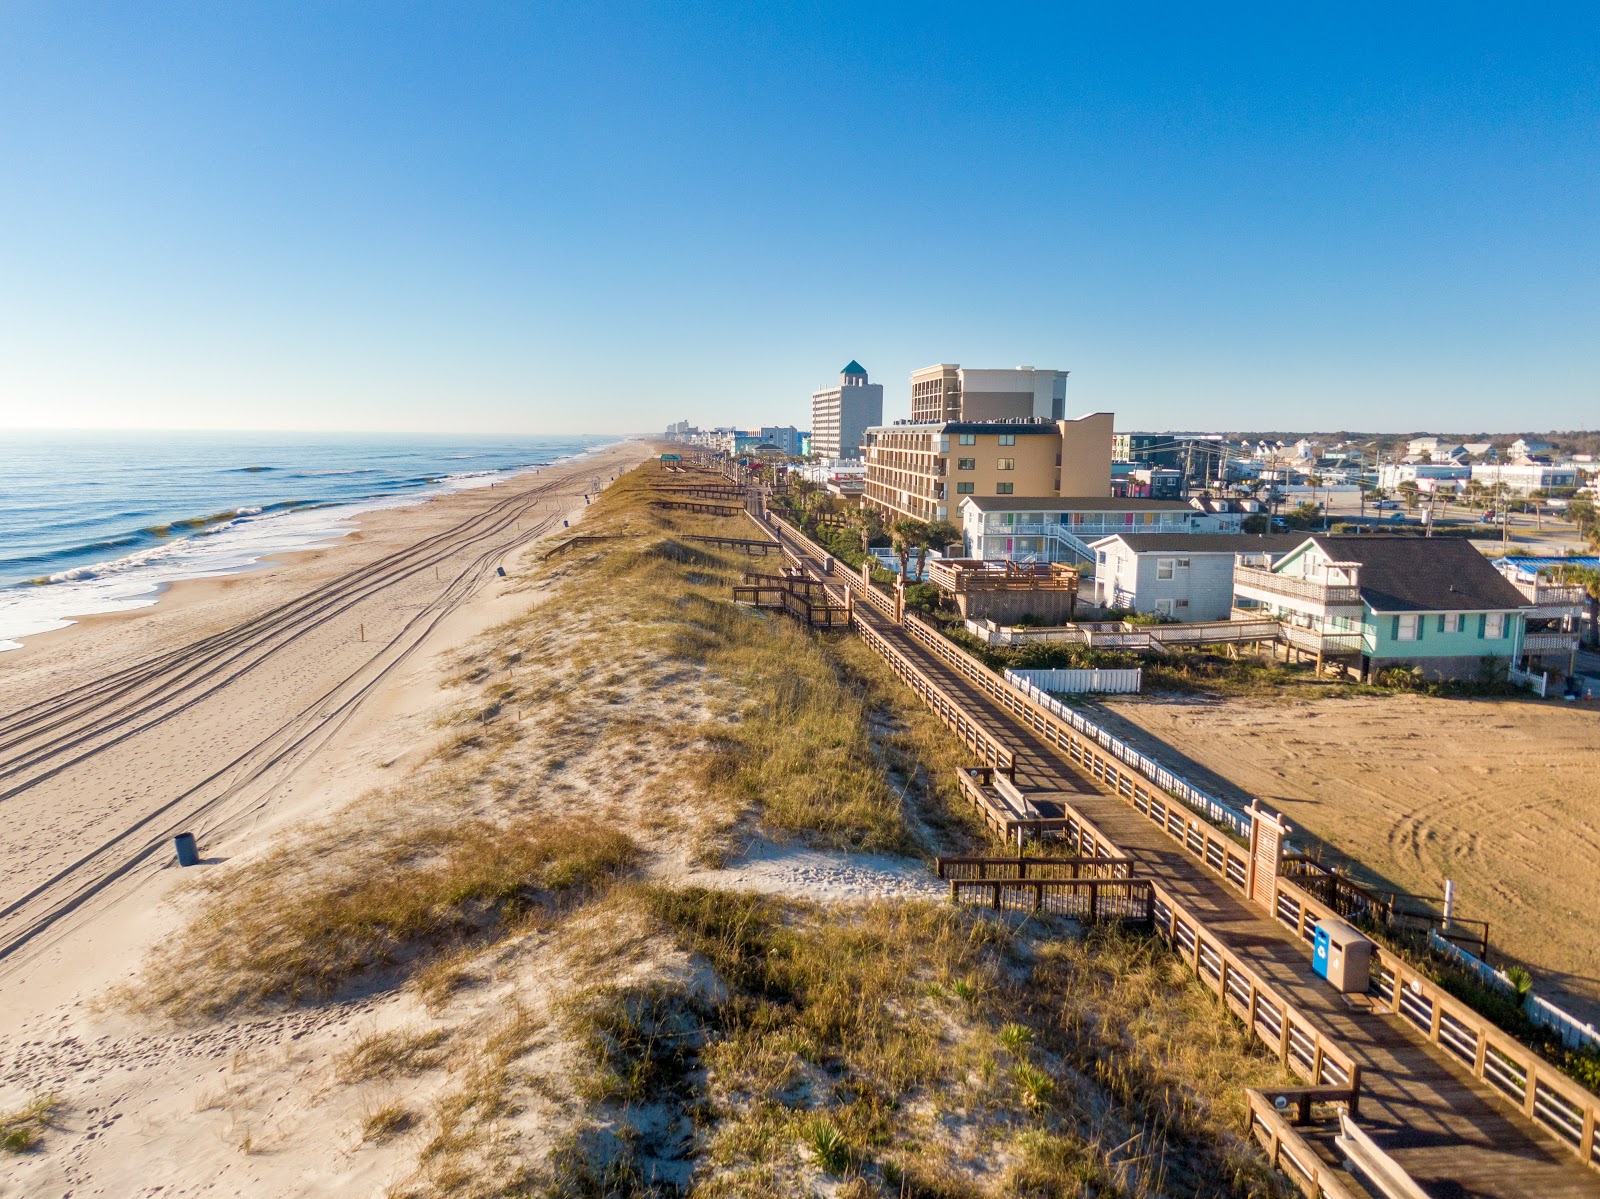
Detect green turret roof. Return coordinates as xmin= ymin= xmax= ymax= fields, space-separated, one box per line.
xmin=841 ymin=360 xmax=867 ymax=375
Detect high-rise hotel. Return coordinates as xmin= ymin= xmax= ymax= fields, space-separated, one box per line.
xmin=810 ymin=361 xmax=883 ymax=460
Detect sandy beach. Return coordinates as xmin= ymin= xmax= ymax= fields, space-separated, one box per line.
xmin=0 ymin=442 xmax=653 ymax=1186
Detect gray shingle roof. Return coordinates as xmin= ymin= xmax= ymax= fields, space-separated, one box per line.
xmin=1305 ymin=536 xmax=1531 ymax=612
xmin=1091 ymin=533 xmax=1304 ymax=554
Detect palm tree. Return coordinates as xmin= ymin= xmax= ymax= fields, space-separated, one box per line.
xmin=1550 ymin=563 xmax=1600 ymax=648
xmin=891 ymin=517 xmax=929 ymax=581
xmin=852 ymin=505 xmax=884 ymax=560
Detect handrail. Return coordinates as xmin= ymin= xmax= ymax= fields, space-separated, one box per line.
xmin=1234 ymin=565 xmax=1363 ymax=606
xmin=1245 ymin=1093 xmax=1367 ymax=1199
xmin=1334 ymin=1112 xmax=1433 ymax=1199
xmin=854 ymin=619 xmax=1016 ymax=776
xmin=934 ymin=854 xmax=1134 ymax=880
xmin=1273 ymin=875 xmax=1600 ymax=1167
xmin=948 ymin=875 xmax=1153 ymax=922
xmin=1149 ymin=876 xmax=1363 ymax=1093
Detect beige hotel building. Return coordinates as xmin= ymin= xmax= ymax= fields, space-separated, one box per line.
xmin=863 ymin=411 xmax=1114 ymax=530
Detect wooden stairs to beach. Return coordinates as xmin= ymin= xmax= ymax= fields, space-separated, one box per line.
xmin=757 ymin=509 xmax=1600 ymax=1199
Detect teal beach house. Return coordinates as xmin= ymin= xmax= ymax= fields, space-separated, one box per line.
xmin=1231 ymin=536 xmax=1536 ymax=680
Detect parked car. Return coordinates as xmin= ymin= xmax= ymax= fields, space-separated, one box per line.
xmin=1373 ymin=499 xmax=1398 ymax=509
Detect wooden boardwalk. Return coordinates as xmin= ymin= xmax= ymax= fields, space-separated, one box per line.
xmin=763 ymin=515 xmax=1600 ymax=1199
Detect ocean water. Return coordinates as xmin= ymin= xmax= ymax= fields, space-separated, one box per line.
xmin=0 ymin=430 xmax=617 ymax=651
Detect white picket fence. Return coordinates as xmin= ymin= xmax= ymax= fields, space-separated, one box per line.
xmin=1508 ymin=666 xmax=1549 ymax=698
xmin=1003 ymin=671 xmax=1252 ymax=839
xmin=1428 ymin=929 xmax=1600 ymax=1050
xmin=1007 ymin=666 xmax=1142 ymax=695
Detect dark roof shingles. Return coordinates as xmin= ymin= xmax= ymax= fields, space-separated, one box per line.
xmin=1307 ymin=536 xmax=1530 ymax=612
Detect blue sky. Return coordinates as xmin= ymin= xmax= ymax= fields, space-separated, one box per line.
xmin=1 ymin=3 xmax=1595 ymax=435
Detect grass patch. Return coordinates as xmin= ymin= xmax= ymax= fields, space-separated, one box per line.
xmin=624 ymin=884 xmax=1294 ymax=1197
xmin=339 ymin=1027 xmax=450 ymax=1083
xmin=138 ymin=817 xmax=639 ymax=1018
xmin=362 ymin=1101 xmax=417 ymax=1143
xmin=0 ymin=1094 xmax=59 ymax=1153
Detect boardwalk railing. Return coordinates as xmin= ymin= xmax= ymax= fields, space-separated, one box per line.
xmin=1002 ymin=669 xmax=1251 ymax=840
xmin=1279 ymin=854 xmax=1489 ymax=957
xmin=947 ymin=874 xmax=1154 ymax=922
xmin=1276 ymin=875 xmax=1600 ymax=1170
xmin=852 ymin=618 xmax=1016 ymax=777
xmin=1148 ymin=875 xmax=1363 ymax=1094
xmin=1245 ymin=1092 xmax=1367 ymax=1199
xmin=539 ymin=534 xmax=617 ymax=561
xmin=935 ymin=854 xmax=1134 ymax=881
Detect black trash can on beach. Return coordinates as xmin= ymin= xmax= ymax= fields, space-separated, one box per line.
xmin=174 ymin=832 xmax=199 ymax=867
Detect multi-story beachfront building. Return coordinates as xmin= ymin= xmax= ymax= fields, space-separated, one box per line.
xmin=958 ymin=496 xmax=1240 ymax=566
xmin=909 ymin=364 xmax=1071 ymax=423
xmin=861 ymin=412 xmax=1114 ymax=530
xmin=810 ymin=361 xmax=883 ymax=460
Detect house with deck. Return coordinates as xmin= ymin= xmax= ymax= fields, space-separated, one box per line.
xmin=1231 ymin=536 xmax=1537 ymax=680
xmin=1090 ymin=533 xmax=1302 ymax=621
xmin=957 ymin=496 xmax=1241 ymax=568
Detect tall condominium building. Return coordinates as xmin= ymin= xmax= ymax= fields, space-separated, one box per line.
xmin=910 ymin=364 xmax=1070 ymax=424
xmin=862 ymin=412 xmax=1114 ymax=530
xmin=810 ymin=361 xmax=884 ymax=459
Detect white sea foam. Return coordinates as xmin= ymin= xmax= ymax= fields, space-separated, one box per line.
xmin=0 ymin=440 xmax=618 ymax=652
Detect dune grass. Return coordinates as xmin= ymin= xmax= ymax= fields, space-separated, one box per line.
xmin=139 ymin=816 xmax=638 ymax=1019
xmin=130 ymin=461 xmax=1301 ymax=1195
xmin=0 ymin=1094 xmax=59 ymax=1153
xmin=549 ymin=885 xmax=1294 ymax=1197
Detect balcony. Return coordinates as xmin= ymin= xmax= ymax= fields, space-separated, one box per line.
xmin=1276 ymin=623 xmax=1366 ymax=656
xmin=1232 ymin=565 xmax=1364 ymax=616
xmin=1509 ymin=579 xmax=1589 ymax=617
xmin=1523 ymin=631 xmax=1581 ymax=654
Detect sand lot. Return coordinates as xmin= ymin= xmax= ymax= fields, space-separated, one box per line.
xmin=1098 ymin=692 xmax=1600 ymax=1022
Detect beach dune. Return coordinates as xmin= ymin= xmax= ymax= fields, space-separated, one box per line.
xmin=0 ymin=441 xmax=648 ymax=1029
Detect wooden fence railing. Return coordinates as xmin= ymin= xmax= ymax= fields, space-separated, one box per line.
xmin=761 ymin=506 xmax=1600 ymax=1181
xmin=651 ymin=500 xmax=746 ymax=516
xmin=1274 ymin=876 xmax=1600 ymax=1170
xmin=936 ymin=854 xmax=1134 ymax=879
xmin=539 ymin=534 xmax=616 ymax=561
xmin=1279 ymin=854 xmax=1490 ymax=958
xmin=853 ymin=618 xmax=1016 ymax=777
xmin=948 ymin=875 xmax=1153 ymax=922
xmin=1148 ymin=876 xmax=1364 ymax=1094
xmin=1245 ymin=1092 xmax=1366 ymax=1199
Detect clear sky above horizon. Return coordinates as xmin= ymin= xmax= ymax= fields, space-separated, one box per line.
xmin=1 ymin=3 xmax=1596 ymax=436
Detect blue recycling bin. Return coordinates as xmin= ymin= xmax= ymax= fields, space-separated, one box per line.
xmin=1313 ymin=923 xmax=1331 ymax=977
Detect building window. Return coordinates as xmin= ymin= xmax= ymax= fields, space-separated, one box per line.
xmin=996 ymin=482 xmax=1014 ymax=494
xmin=1453 ymin=614 xmax=1466 ymax=633
xmin=1176 ymin=558 xmax=1191 ymax=569
xmin=998 ymin=433 xmax=1016 ymax=446
xmin=996 ymin=458 xmax=1015 ymax=471
xmin=956 ymin=481 xmax=974 ymax=494
xmin=957 ymin=457 xmax=975 ymax=471
xmin=958 ymin=433 xmax=976 ymax=446
xmin=1157 ymin=559 xmax=1174 ymax=580
xmin=1395 ymin=614 xmax=1421 ymax=641
xmin=1484 ymin=613 xmax=1506 ymax=638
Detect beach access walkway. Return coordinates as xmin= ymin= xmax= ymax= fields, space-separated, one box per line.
xmin=757 ymin=505 xmax=1600 ymax=1199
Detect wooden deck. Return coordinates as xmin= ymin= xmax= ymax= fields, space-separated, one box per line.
xmin=762 ymin=512 xmax=1600 ymax=1198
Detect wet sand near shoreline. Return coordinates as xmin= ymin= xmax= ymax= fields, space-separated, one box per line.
xmin=0 ymin=440 xmax=649 ymax=1029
